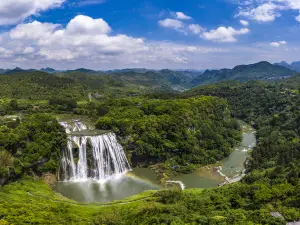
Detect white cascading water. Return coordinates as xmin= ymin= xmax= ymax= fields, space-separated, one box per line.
xmin=59 ymin=121 xmax=131 ymax=182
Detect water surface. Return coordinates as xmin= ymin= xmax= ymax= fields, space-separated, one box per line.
xmin=55 ymin=120 xmax=256 ymax=202
xmin=174 ymin=121 xmax=256 ymax=189
xmin=55 ymin=170 xmax=161 ymax=203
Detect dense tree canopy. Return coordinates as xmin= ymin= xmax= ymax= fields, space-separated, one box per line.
xmin=0 ymin=114 xmax=66 ymax=184
xmin=95 ymin=96 xmax=241 ymax=173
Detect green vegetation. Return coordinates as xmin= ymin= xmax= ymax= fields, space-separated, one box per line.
xmin=1 ymin=176 xmax=298 ymax=224
xmin=186 ymin=76 xmax=300 ymax=172
xmin=0 ymin=114 xmax=66 ymax=185
xmin=0 ymin=71 xmax=87 ymax=100
xmin=95 ymin=96 xmax=241 ymax=175
xmin=0 ymin=70 xmax=193 ymax=101
xmin=191 ymin=61 xmax=296 ymax=86
xmin=1 ymin=68 xmax=300 ymax=224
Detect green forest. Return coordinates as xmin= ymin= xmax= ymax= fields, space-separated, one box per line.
xmin=0 ymin=68 xmax=300 ymax=224
xmin=95 ymin=97 xmax=241 ymax=176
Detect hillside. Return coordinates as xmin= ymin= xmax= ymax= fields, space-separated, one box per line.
xmin=0 ymin=61 xmax=297 ymax=101
xmin=191 ymin=61 xmax=296 ymax=86
xmin=275 ymin=61 xmax=300 ymax=72
xmin=291 ymin=61 xmax=300 ymax=72
xmin=0 ymin=71 xmax=87 ymax=100
xmin=1 ymin=76 xmax=300 ymax=224
xmin=0 ymin=70 xmax=195 ymax=100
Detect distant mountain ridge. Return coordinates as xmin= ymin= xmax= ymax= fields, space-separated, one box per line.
xmin=191 ymin=61 xmax=296 ymax=86
xmin=274 ymin=61 xmax=300 ymax=72
xmin=0 ymin=61 xmax=297 ymax=91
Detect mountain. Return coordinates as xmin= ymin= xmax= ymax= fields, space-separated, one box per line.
xmin=191 ymin=61 xmax=296 ymax=86
xmin=3 ymin=67 xmax=38 ymax=74
xmin=65 ymin=68 xmax=97 ymax=74
xmin=41 ymin=67 xmax=57 ymax=73
xmin=291 ymin=61 xmax=300 ymax=72
xmin=4 ymin=67 xmax=25 ymax=74
xmin=0 ymin=71 xmax=87 ymax=99
xmin=0 ymin=69 xmax=9 ymax=74
xmin=274 ymin=61 xmax=300 ymax=72
xmin=274 ymin=61 xmax=295 ymax=70
xmin=0 ymin=69 xmax=194 ymax=100
xmin=105 ymin=68 xmax=153 ymax=74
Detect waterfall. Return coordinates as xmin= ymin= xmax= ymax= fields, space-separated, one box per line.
xmin=59 ymin=121 xmax=131 ymax=182
xmin=60 ymin=120 xmax=87 ymax=134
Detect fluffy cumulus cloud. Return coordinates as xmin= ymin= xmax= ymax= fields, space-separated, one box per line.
xmin=269 ymin=40 xmax=287 ymax=47
xmin=201 ymin=27 xmax=249 ymax=42
xmin=0 ymin=0 xmax=66 ymax=25
xmin=175 ymin=12 xmax=192 ymax=20
xmin=158 ymin=13 xmax=248 ymax=42
xmin=235 ymin=0 xmax=300 ymax=22
xmin=0 ymin=15 xmax=236 ymax=69
xmin=66 ymin=15 xmax=111 ymax=35
xmin=158 ymin=19 xmax=184 ymax=30
xmin=188 ymin=24 xmax=203 ymax=34
xmin=2 ymin=15 xmax=146 ymax=62
xmin=159 ymin=18 xmax=204 ymax=35
xmin=240 ymin=20 xmax=249 ymax=26
xmin=296 ymin=14 xmax=300 ymax=22
xmin=238 ymin=3 xmax=280 ymax=22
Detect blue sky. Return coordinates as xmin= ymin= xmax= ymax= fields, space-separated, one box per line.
xmin=0 ymin=0 xmax=299 ymax=70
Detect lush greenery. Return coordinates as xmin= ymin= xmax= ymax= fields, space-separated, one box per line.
xmin=1 ymin=61 xmax=295 ymax=102
xmin=1 ymin=67 xmax=300 ymax=224
xmin=191 ymin=61 xmax=296 ymax=86
xmin=0 ymin=70 xmax=194 ymax=101
xmin=95 ymin=96 xmax=241 ymax=174
xmin=0 ymin=114 xmax=66 ymax=184
xmin=186 ymin=76 xmax=300 ymax=172
xmin=1 ymin=175 xmax=299 ymax=224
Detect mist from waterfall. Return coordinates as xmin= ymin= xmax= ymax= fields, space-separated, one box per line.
xmin=59 ymin=121 xmax=131 ymax=182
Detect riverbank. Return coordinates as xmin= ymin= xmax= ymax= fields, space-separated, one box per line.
xmin=170 ymin=121 xmax=256 ymax=189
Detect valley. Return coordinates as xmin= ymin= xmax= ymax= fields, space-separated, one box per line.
xmin=0 ymin=61 xmax=300 ymax=224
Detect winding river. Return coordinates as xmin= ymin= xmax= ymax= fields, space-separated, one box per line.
xmin=174 ymin=120 xmax=256 ymax=188
xmin=54 ymin=120 xmax=256 ymax=203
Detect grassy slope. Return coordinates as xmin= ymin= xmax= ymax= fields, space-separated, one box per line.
xmin=2 ymin=178 xmax=297 ymax=225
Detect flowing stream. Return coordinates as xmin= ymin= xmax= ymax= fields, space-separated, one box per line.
xmin=174 ymin=120 xmax=256 ymax=188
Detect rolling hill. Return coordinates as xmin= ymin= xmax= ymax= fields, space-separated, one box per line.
xmin=191 ymin=61 xmax=296 ymax=86
xmin=275 ymin=61 xmax=300 ymax=72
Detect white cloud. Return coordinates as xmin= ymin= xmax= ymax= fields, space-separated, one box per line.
xmin=66 ymin=15 xmax=111 ymax=35
xmin=240 ymin=20 xmax=249 ymax=26
xmin=1 ymin=14 xmax=299 ymax=70
xmin=270 ymin=40 xmax=287 ymax=47
xmin=296 ymin=14 xmax=300 ymax=22
xmin=238 ymin=3 xmax=280 ymax=22
xmin=175 ymin=12 xmax=192 ymax=20
xmin=158 ymin=18 xmax=184 ymax=29
xmin=10 ymin=21 xmax=60 ymax=40
xmin=188 ymin=24 xmax=203 ymax=34
xmin=235 ymin=0 xmax=300 ymax=22
xmin=0 ymin=15 xmax=230 ymax=69
xmin=0 ymin=0 xmax=66 ymax=25
xmin=201 ymin=26 xmax=249 ymax=42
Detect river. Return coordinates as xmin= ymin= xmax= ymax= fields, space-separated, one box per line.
xmin=55 ymin=120 xmax=256 ymax=203
xmin=174 ymin=120 xmax=256 ymax=188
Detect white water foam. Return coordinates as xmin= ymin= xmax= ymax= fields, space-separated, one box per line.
xmin=166 ymin=180 xmax=185 ymax=190
xmin=59 ymin=121 xmax=131 ymax=182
